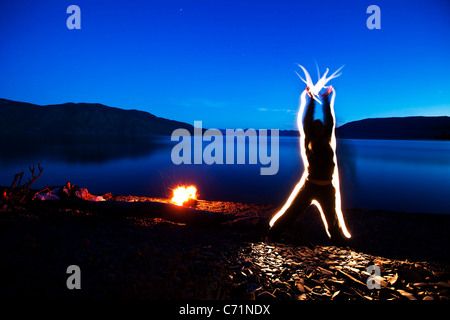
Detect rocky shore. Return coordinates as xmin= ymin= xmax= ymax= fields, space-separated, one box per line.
xmin=0 ymin=195 xmax=449 ymax=301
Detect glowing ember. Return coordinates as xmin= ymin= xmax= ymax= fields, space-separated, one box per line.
xmin=269 ymin=64 xmax=351 ymax=239
xmin=171 ymin=185 xmax=197 ymax=206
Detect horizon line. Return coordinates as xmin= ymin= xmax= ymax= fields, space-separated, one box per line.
xmin=1 ymin=97 xmax=449 ymax=130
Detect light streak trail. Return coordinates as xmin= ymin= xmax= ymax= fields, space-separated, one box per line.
xmin=269 ymin=65 xmax=351 ymax=239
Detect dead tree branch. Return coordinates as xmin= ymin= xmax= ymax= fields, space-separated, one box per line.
xmin=1 ymin=163 xmax=44 ymax=205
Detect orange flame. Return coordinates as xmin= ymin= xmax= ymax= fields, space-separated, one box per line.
xmin=269 ymin=65 xmax=351 ymax=239
xmin=171 ymin=185 xmax=197 ymax=206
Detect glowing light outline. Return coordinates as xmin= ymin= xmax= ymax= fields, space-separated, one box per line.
xmin=269 ymin=65 xmax=351 ymax=239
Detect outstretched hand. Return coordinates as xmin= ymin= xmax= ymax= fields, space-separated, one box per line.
xmin=320 ymin=86 xmax=333 ymax=99
xmin=305 ymin=86 xmax=312 ymax=97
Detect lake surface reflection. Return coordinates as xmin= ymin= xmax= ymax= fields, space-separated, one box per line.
xmin=1 ymin=136 xmax=449 ymax=214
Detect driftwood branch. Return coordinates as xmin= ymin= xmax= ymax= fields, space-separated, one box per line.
xmin=20 ymin=163 xmax=44 ymax=202
xmin=2 ymin=163 xmax=44 ymax=205
xmin=32 ymin=187 xmax=53 ymax=201
xmin=10 ymin=172 xmax=24 ymax=189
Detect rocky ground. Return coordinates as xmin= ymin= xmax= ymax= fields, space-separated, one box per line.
xmin=0 ymin=196 xmax=449 ymax=301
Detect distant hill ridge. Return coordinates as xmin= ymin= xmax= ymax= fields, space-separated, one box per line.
xmin=264 ymin=117 xmax=450 ymax=140
xmin=336 ymin=116 xmax=450 ymax=140
xmin=0 ymin=98 xmax=449 ymax=140
xmin=0 ymin=98 xmax=194 ymax=136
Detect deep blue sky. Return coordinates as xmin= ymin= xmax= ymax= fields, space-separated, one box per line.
xmin=0 ymin=0 xmax=449 ymax=129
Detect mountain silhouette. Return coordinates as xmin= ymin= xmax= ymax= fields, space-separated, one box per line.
xmin=1 ymin=98 xmax=449 ymax=140
xmin=336 ymin=116 xmax=450 ymax=140
xmin=0 ymin=98 xmax=194 ymax=136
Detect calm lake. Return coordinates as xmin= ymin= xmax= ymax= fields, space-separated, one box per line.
xmin=1 ymin=136 xmax=449 ymax=214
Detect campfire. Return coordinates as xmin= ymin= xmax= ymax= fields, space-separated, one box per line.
xmin=171 ymin=185 xmax=198 ymax=207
